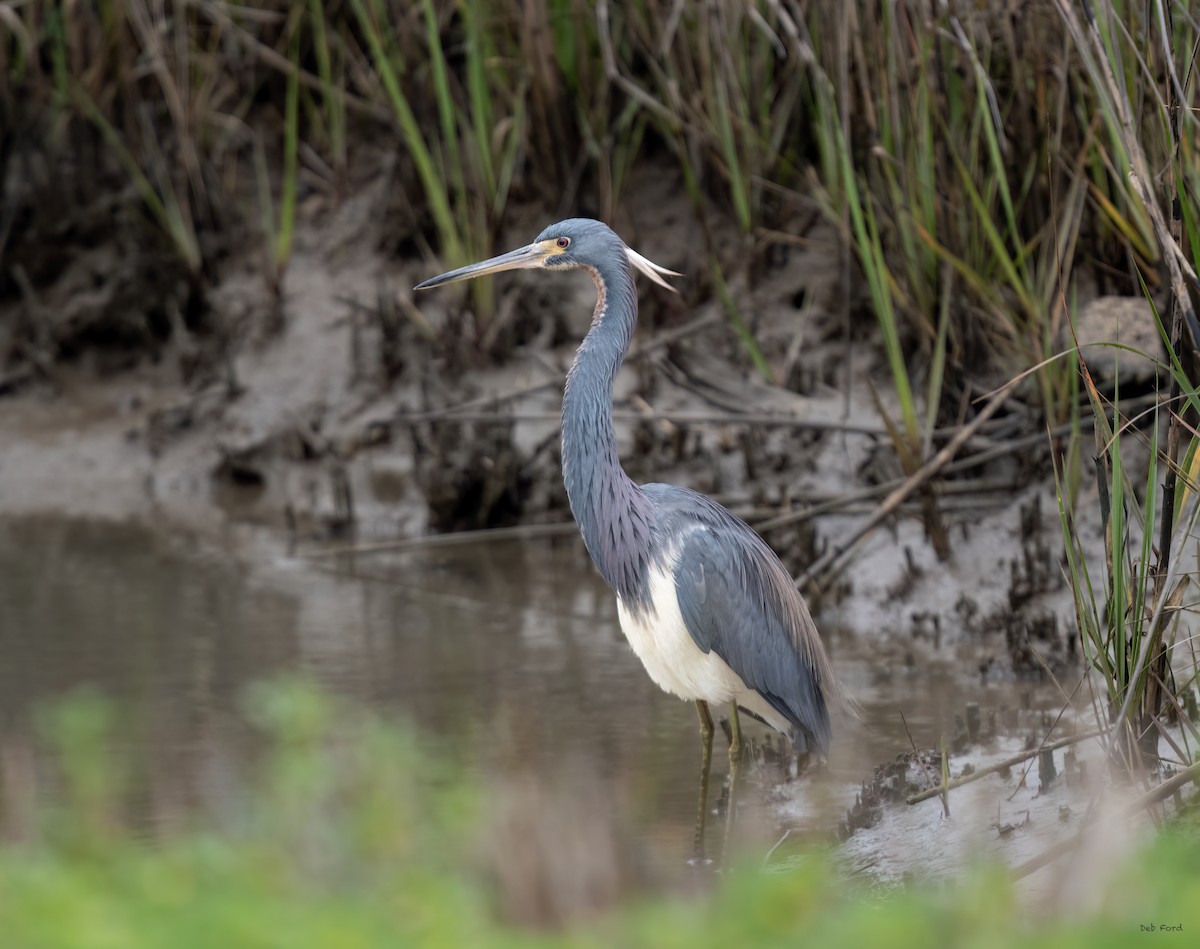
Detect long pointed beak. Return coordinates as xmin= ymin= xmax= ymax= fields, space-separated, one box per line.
xmin=414 ymin=244 xmax=546 ymax=290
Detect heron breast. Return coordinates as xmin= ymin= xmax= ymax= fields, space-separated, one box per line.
xmin=615 ymin=561 xmax=745 ymax=704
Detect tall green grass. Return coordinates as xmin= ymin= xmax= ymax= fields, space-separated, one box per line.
xmin=801 ymin=3 xmax=1098 ymax=449
xmin=307 ymin=0 xmax=348 ymax=187
xmin=5 ymin=1 xmax=1187 ymax=377
xmin=1055 ymin=376 xmax=1199 ymax=767
xmin=350 ymin=0 xmax=524 ymax=326
xmin=1053 ymin=0 xmax=1200 ymax=769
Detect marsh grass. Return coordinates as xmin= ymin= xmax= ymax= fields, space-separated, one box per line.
xmin=802 ymin=3 xmax=1101 ymax=456
xmin=307 ymin=0 xmax=348 ymax=188
xmin=3 ymin=1 xmax=1188 ymax=372
xmin=1055 ymin=345 xmax=1200 ymax=770
xmin=1049 ymin=0 xmax=1200 ymax=771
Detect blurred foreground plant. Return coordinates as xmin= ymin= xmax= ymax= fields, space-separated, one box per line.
xmin=2 ymin=679 xmax=1199 ymax=947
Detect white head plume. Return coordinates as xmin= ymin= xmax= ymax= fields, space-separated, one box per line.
xmin=624 ymin=246 xmax=682 ymax=292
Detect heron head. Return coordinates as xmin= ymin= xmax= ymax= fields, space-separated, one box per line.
xmin=414 ymin=218 xmax=680 ymax=292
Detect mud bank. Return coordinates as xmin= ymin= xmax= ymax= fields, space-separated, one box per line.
xmin=6 ymin=164 xmax=1193 ymax=892
xmin=1 ymin=165 xmax=1085 ymax=673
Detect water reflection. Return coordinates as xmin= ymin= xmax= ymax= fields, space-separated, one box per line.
xmin=0 ymin=517 xmax=747 ymax=873
xmin=0 ymin=516 xmax=1076 ymax=882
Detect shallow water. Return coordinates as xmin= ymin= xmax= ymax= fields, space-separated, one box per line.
xmin=0 ymin=515 xmax=1084 ymax=887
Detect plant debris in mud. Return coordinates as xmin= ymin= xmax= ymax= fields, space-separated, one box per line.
xmin=409 ymin=418 xmax=531 ymax=532
xmin=1 ymin=159 xmax=212 ymax=387
xmin=840 ymin=749 xmax=946 ymax=839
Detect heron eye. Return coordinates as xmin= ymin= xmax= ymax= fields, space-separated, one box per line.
xmin=556 ymin=237 xmax=570 ymax=250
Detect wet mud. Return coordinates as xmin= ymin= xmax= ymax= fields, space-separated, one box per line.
xmin=1 ymin=161 xmax=1174 ymax=891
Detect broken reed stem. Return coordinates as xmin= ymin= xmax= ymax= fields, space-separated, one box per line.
xmin=907 ymin=727 xmax=1107 ymax=805
xmin=939 ymin=735 xmax=951 ymax=817
xmin=799 ymin=378 xmax=1019 ymax=591
xmin=759 ymin=430 xmax=1065 ymax=534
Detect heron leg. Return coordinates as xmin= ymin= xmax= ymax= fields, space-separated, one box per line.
xmin=692 ymin=700 xmax=714 ymax=862
xmin=727 ymin=700 xmax=744 ymax=762
xmin=721 ymin=709 xmax=745 ymax=867
xmin=697 ymin=699 xmax=715 ymax=741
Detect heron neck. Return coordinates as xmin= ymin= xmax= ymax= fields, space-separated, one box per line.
xmin=561 ymin=260 xmax=653 ymax=608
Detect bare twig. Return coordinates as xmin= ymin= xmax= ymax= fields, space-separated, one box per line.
xmin=762 ymin=829 xmax=793 ymax=867
xmin=907 ymin=728 xmax=1106 ymax=805
xmin=760 ymin=430 xmax=1059 ymax=534
xmin=799 ymin=377 xmax=1019 ymax=591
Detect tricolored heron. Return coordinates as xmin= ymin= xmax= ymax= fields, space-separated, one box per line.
xmin=416 ymin=219 xmax=846 ymax=770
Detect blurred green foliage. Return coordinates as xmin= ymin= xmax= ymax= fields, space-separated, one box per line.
xmin=0 ymin=682 xmax=1197 ymax=947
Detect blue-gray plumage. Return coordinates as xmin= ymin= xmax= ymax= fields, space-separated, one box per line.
xmin=416 ymin=218 xmax=846 ymax=760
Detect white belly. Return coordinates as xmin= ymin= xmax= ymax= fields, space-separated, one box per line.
xmin=615 ymin=562 xmax=792 ymax=735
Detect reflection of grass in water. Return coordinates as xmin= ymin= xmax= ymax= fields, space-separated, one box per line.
xmin=2 ymin=681 xmax=1198 ymax=946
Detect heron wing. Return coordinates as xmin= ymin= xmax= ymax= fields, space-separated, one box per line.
xmin=644 ymin=484 xmax=831 ymax=754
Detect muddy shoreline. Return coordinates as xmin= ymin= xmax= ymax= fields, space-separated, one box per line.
xmin=1 ymin=164 xmax=1084 ymax=675
xmin=3 ymin=167 xmax=1187 ymax=890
